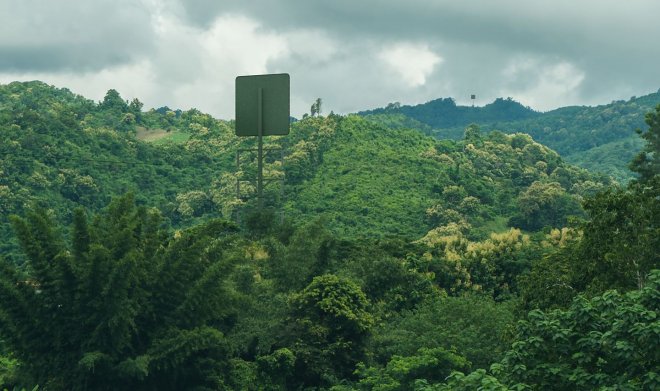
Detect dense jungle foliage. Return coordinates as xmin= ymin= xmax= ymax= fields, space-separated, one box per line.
xmin=0 ymin=81 xmax=613 ymax=255
xmin=362 ymin=91 xmax=660 ymax=183
xmin=0 ymin=81 xmax=658 ymax=390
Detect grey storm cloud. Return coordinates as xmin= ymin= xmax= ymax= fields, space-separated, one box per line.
xmin=1 ymin=0 xmax=659 ymax=117
xmin=178 ymin=0 xmax=658 ymax=55
xmin=178 ymin=0 xmax=660 ymax=109
xmin=0 ymin=0 xmax=155 ymax=72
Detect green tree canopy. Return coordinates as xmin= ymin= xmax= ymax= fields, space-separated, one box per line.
xmin=0 ymin=195 xmax=242 ymax=390
xmin=630 ymin=104 xmax=660 ymax=183
xmin=286 ymin=274 xmax=374 ymax=387
xmin=423 ymin=270 xmax=660 ymax=391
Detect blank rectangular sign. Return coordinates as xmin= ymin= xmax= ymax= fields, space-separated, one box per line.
xmin=235 ymin=73 xmax=290 ymax=136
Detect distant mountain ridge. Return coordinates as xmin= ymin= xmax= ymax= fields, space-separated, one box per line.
xmin=360 ymin=90 xmax=660 ymax=182
xmin=359 ymin=97 xmax=540 ymax=129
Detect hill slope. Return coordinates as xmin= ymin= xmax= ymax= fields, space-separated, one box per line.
xmin=274 ymin=116 xmax=611 ymax=238
xmin=0 ymin=81 xmax=613 ymax=256
xmin=361 ymin=91 xmax=660 ymax=182
xmin=0 ymin=81 xmax=239 ymax=257
xmin=360 ymin=97 xmax=539 ymax=129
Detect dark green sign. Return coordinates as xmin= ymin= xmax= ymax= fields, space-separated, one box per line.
xmin=235 ymin=73 xmax=290 ymax=136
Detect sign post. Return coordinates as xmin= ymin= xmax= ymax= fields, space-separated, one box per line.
xmin=235 ymin=73 xmax=290 ymax=209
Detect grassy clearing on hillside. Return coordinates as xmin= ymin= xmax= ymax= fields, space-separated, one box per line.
xmin=152 ymin=131 xmax=191 ymax=145
xmin=136 ymin=127 xmax=191 ymax=144
xmin=136 ymin=127 xmax=168 ymax=141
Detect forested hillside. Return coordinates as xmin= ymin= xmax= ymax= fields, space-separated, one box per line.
xmin=278 ymin=116 xmax=611 ymax=238
xmin=0 ymin=81 xmax=658 ymax=390
xmin=0 ymin=81 xmax=612 ymax=250
xmin=362 ymin=91 xmax=660 ymax=183
xmin=359 ymin=97 xmax=540 ymax=129
xmin=0 ymin=81 xmax=238 ymax=258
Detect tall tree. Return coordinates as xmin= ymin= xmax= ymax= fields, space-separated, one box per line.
xmin=99 ymin=89 xmax=128 ymax=113
xmin=630 ymin=104 xmax=660 ymax=183
xmin=315 ymin=98 xmax=322 ymax=116
xmin=285 ymin=274 xmax=373 ymax=388
xmin=575 ymin=176 xmax=659 ymax=292
xmin=0 ymin=195 xmax=242 ymax=390
xmin=310 ymin=98 xmax=322 ymax=117
xmin=432 ymin=271 xmax=660 ymax=390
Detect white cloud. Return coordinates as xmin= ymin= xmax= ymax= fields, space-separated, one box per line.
xmin=500 ymin=58 xmax=586 ymax=111
xmin=201 ymin=15 xmax=289 ymax=76
xmin=0 ymin=12 xmax=290 ymax=118
xmin=0 ymin=61 xmax=155 ymax=104
xmin=282 ymin=29 xmax=340 ymax=65
xmin=379 ymin=43 xmax=442 ymax=87
xmin=160 ymin=13 xmax=289 ymax=116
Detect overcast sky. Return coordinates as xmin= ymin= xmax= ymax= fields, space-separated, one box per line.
xmin=1 ymin=0 xmax=659 ymax=119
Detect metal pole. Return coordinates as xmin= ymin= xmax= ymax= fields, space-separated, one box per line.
xmin=235 ymin=150 xmax=241 ymax=225
xmin=236 ymin=151 xmax=240 ymax=199
xmin=257 ymin=88 xmax=264 ymax=209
